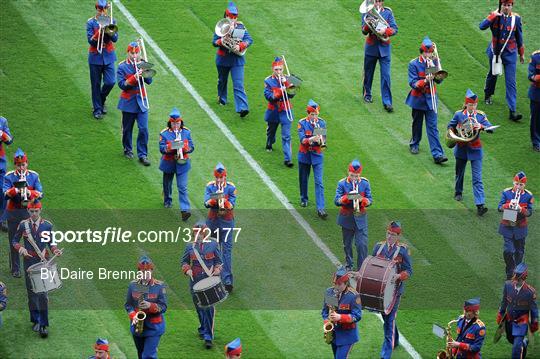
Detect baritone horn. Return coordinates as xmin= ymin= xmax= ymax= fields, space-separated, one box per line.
xmin=214 ymin=18 xmax=247 ymax=56
xmin=359 ymin=0 xmax=390 ymax=41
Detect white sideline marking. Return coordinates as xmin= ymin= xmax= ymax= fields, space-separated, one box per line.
xmin=115 ymin=1 xmax=421 ymax=357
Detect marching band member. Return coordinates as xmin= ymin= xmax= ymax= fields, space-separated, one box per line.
xmin=264 ymin=57 xmax=295 ymax=167
xmin=334 ymin=160 xmax=372 ymax=271
xmin=447 ymin=298 xmax=486 ymax=358
xmin=405 ymin=36 xmax=447 ymax=164
xmin=298 ymin=100 xmax=327 ymax=218
xmin=496 ymin=263 xmax=538 ymax=358
xmin=181 ymin=222 xmax=223 ymax=349
xmin=497 ymin=172 xmax=534 ymax=279
xmin=361 ymin=0 xmax=398 ymax=112
xmin=117 ymin=41 xmax=152 ymax=166
xmin=0 ymin=281 xmax=6 ymax=328
xmin=204 ymin=163 xmax=237 ymax=292
xmin=87 ymin=0 xmax=118 ymax=120
xmin=372 ymin=221 xmax=412 ymax=359
xmin=88 ymin=338 xmax=111 ymax=359
xmin=3 ymin=148 xmax=42 ymax=278
xmin=225 ymin=338 xmax=242 ymax=358
xmin=480 ymin=0 xmax=524 ymax=121
xmin=528 ymin=50 xmax=540 ymax=151
xmin=213 ymin=2 xmax=253 ymax=118
xmin=321 ymin=266 xmax=362 ymax=359
xmin=0 ymin=116 xmax=13 ymax=229
xmin=125 ymin=256 xmax=167 ymax=359
xmin=159 ymin=107 xmax=194 ymax=221
xmin=447 ymin=89 xmax=494 ymax=216
xmin=11 ymin=201 xmax=61 ymax=338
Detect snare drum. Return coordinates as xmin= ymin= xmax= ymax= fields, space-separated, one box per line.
xmin=27 ymin=261 xmax=62 ymax=294
xmin=192 ymin=276 xmax=228 ymax=308
xmin=356 ymin=255 xmax=398 ymax=315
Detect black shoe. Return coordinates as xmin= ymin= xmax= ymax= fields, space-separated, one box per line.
xmin=205 ymin=340 xmax=213 ymax=349
xmin=239 ymin=110 xmax=249 ymax=118
xmin=181 ymin=211 xmax=191 ymax=222
xmin=101 ymin=105 xmax=108 ymax=115
xmin=124 ymin=151 xmax=134 ymax=159
xmin=39 ymin=326 xmax=48 ymax=338
xmin=164 ymin=203 xmax=172 ymax=209
xmin=139 ymin=157 xmax=151 ymax=166
xmin=317 ymin=209 xmax=328 ymax=219
xmin=484 ymin=96 xmax=493 ymax=105
xmin=477 ymin=205 xmax=488 ymax=217
xmin=363 ymin=96 xmax=373 ymax=103
xmin=217 ymin=97 xmax=226 ymax=106
xmin=409 ymin=147 xmax=419 ymax=155
xmin=93 ymin=111 xmax=103 ymax=120
xmin=509 ymin=111 xmax=523 ymax=122
xmin=434 ymin=156 xmax=448 ymax=165
xmin=300 ymin=200 xmax=308 ymax=207
xmin=284 ymin=161 xmax=294 ymax=168
xmin=454 ymin=194 xmax=463 ymax=202
xmin=12 ymin=271 xmax=20 ymax=278
xmin=384 ymin=104 xmax=394 ymax=113
xmin=32 ymin=323 xmax=40 ymax=332
xmin=225 ymin=284 xmax=233 ymax=293
xmin=265 ymin=145 xmax=273 ymax=152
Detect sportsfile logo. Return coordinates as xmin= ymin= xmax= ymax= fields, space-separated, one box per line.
xmin=39 ymin=227 xmax=242 ymax=246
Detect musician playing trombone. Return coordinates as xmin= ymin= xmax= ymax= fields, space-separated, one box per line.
xmin=405 ymin=36 xmax=447 ymax=165
xmin=447 ymin=89 xmax=494 ymax=217
xmin=125 ymin=256 xmax=167 ymax=359
xmin=87 ymin=0 xmax=118 ymax=120
xmin=360 ymin=0 xmax=398 ymax=112
xmin=264 ymin=57 xmax=296 ymax=167
xmin=159 ymin=107 xmax=194 ymax=221
xmin=117 ymin=41 xmax=153 ymax=166
xmin=11 ymin=201 xmax=62 ymax=338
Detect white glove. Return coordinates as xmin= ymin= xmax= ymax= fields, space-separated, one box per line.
xmin=19 ymin=247 xmax=29 ymax=256
xmin=139 ymin=300 xmax=151 ymax=310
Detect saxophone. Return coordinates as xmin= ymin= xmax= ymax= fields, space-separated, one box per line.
xmin=323 ymin=305 xmax=336 ymax=344
xmin=437 ymin=319 xmax=459 ymax=359
xmin=134 ymin=294 xmax=147 ymax=335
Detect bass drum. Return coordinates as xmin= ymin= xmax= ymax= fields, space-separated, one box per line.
xmin=356 ymin=255 xmax=398 ymax=315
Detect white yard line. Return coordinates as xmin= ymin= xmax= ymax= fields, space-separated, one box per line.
xmin=115 ymin=1 xmax=422 ymax=357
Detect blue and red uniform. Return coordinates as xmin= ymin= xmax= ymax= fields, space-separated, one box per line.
xmin=87 ymin=0 xmax=118 ymax=118
xmin=204 ymin=164 xmax=236 ymax=287
xmin=497 ymin=172 xmax=534 ymax=279
xmin=298 ymin=100 xmax=326 ymax=211
xmin=0 ymin=116 xmax=13 ymax=217
xmin=452 ymin=313 xmax=486 ymax=358
xmin=88 ymin=338 xmax=111 ymax=359
xmin=528 ymin=50 xmax=540 ymax=150
xmin=212 ymin=2 xmax=253 ymax=115
xmin=117 ymin=42 xmax=153 ymax=160
xmin=0 ymin=281 xmax=6 ymax=328
xmin=497 ymin=264 xmax=538 ymax=358
xmin=322 ymin=268 xmax=362 ymax=359
xmin=225 ymin=337 xmax=242 ymax=358
xmin=158 ymin=108 xmax=194 ymax=213
xmin=125 ymin=257 xmax=167 ymax=359
xmin=334 ymin=160 xmax=372 ymax=270
xmin=361 ymin=5 xmax=398 ymax=107
xmin=479 ymin=4 xmax=524 ymax=114
xmin=405 ymin=36 xmax=445 ymax=161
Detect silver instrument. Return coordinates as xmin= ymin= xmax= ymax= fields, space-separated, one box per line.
xmin=359 ymin=0 xmax=390 ymax=42
xmin=313 ymin=122 xmax=327 ymax=150
xmin=279 ymin=55 xmax=294 ymax=123
xmin=217 ymin=181 xmax=225 ymax=210
xmin=425 ymin=43 xmax=448 ymax=114
xmin=133 ymin=38 xmax=153 ymax=110
xmin=214 ymin=18 xmax=247 ymax=56
xmin=352 ymin=181 xmax=361 ymax=214
xmin=17 ymin=171 xmax=29 ymax=208
xmin=172 ymin=129 xmax=187 ymax=164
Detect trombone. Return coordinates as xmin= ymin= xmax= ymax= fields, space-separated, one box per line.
xmin=96 ymin=2 xmax=118 ymax=54
xmin=278 ymin=55 xmax=294 ymax=122
xmin=425 ymin=42 xmax=448 ymax=114
xmin=134 ymin=38 xmax=154 ymax=110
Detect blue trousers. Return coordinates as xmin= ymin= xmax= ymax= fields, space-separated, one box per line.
xmin=190 ymin=276 xmax=216 ymax=341
xmin=133 ymin=334 xmax=161 ymax=359
xmin=266 ymin=121 xmax=292 ymax=162
xmin=381 ymin=295 xmax=401 ymax=359
xmin=331 ymin=341 xmax=354 ymax=359
xmin=162 ymin=170 xmax=190 ymax=211
xmin=531 ymin=99 xmax=540 ymax=148
xmin=217 ymin=65 xmax=248 ymax=113
xmin=207 ymin=219 xmax=235 ymax=286
xmin=299 ymin=162 xmax=325 ymax=209
xmin=410 ymin=108 xmax=444 ymax=158
xmin=341 ymin=226 xmax=368 ymax=270
xmin=24 ymin=269 xmax=49 ymax=326
xmin=8 ymin=217 xmax=22 ymax=274
xmin=503 ymin=235 xmax=526 ymax=279
xmin=89 ymin=63 xmax=115 ymax=114
xmin=455 ymin=158 xmax=484 ymax=205
xmin=363 ymin=54 xmax=392 ymax=106
xmin=485 ymin=50 xmax=517 ymax=111
xmin=122 ymin=111 xmax=149 ymax=158
xmin=0 ymin=169 xmax=5 ymax=218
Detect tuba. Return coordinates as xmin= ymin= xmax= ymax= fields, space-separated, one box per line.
xmin=445 ymin=115 xmax=481 ymax=148
xmin=215 ymin=18 xmax=247 ymax=56
xmin=359 ymin=0 xmax=390 ymax=41
xmin=436 ymin=320 xmax=459 ymax=359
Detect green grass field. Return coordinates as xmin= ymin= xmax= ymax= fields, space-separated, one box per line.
xmin=0 ymin=0 xmax=539 ymax=357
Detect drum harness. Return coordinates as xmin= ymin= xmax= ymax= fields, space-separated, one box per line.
xmin=23 ymin=221 xmax=48 ymax=262
xmin=191 ymin=243 xmax=214 ymax=279
xmin=376 ymin=243 xmax=401 ymax=261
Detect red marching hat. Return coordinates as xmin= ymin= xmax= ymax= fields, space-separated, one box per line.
xmin=513 ymin=171 xmax=527 ymax=184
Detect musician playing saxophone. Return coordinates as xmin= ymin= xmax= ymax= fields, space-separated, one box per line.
xmin=321 ymin=266 xmax=362 ymax=359
xmin=125 ymin=256 xmax=167 ymax=359
xmin=361 ymin=0 xmax=398 ymax=112
xmin=445 ymin=298 xmax=486 ymax=358
xmin=159 ymin=107 xmax=194 ymax=221
xmin=447 ymin=89 xmax=494 ymax=217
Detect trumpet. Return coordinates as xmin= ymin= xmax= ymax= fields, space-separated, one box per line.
xmin=133 ymin=38 xmax=154 ymax=110
xmin=312 ymin=122 xmax=327 ymax=150
xmin=436 ymin=319 xmax=459 ymax=359
xmin=16 ymin=172 xmax=29 ymax=208
xmin=173 ymin=129 xmax=187 ymax=164
xmin=352 ymin=181 xmax=362 ymax=214
xmin=96 ymin=2 xmax=119 ymax=54
xmin=425 ymin=42 xmax=448 ymax=114
xmin=217 ymin=181 xmax=225 ymax=211
xmin=134 ymin=294 xmax=146 ymax=335
xmin=359 ymin=0 xmax=390 ymax=42
xmin=215 ymin=18 xmax=247 ymax=56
